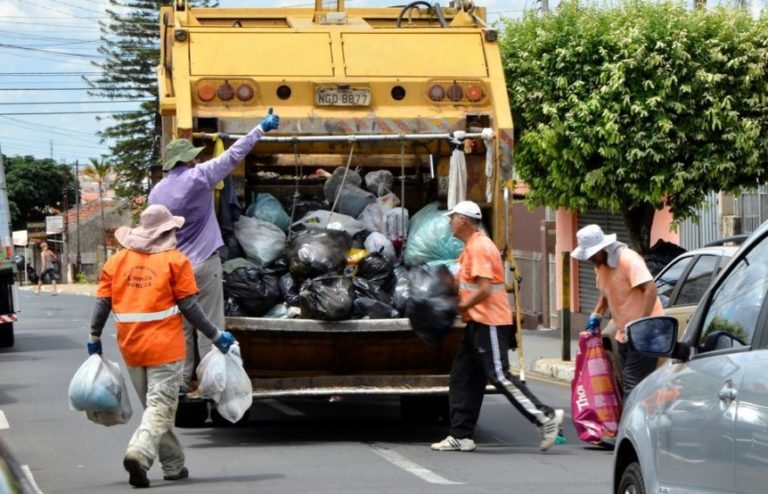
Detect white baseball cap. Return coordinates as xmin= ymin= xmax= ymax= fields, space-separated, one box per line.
xmin=571 ymin=224 xmax=617 ymax=261
xmin=444 ymin=200 xmax=482 ymax=219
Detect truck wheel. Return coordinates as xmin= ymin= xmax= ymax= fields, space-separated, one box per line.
xmin=400 ymin=395 xmax=449 ymax=424
xmin=210 ymin=407 xmax=251 ymax=427
xmin=174 ymin=400 xmax=208 ymax=428
xmin=0 ymin=322 xmax=14 ymax=348
xmin=617 ymin=462 xmax=646 ymax=494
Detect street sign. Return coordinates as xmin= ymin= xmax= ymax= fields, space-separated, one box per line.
xmin=46 ymin=215 xmax=64 ymax=234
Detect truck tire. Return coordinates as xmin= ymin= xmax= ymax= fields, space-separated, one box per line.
xmin=210 ymin=407 xmax=251 ymax=427
xmin=174 ymin=400 xmax=208 ymax=428
xmin=400 ymin=395 xmax=449 ymax=424
xmin=0 ymin=322 xmax=13 ymax=348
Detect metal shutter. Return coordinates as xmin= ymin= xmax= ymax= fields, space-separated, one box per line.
xmin=577 ymin=212 xmax=631 ymax=313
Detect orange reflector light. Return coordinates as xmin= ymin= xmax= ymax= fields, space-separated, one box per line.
xmin=428 ymin=84 xmax=445 ymax=102
xmin=447 ymin=84 xmax=464 ymax=102
xmin=197 ymin=83 xmax=215 ymax=102
xmin=236 ymin=84 xmax=254 ymax=101
xmin=217 ymin=83 xmax=234 ymax=101
xmin=466 ymin=84 xmax=484 ymax=102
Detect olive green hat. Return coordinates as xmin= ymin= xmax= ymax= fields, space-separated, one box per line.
xmin=163 ymin=139 xmax=205 ymax=171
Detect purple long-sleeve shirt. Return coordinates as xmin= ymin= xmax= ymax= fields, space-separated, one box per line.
xmin=148 ymin=126 xmax=265 ymax=265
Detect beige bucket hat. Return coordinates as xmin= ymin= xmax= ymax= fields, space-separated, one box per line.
xmin=115 ymin=205 xmax=185 ymax=253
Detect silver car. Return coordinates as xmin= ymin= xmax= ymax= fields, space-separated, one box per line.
xmin=613 ymin=222 xmax=768 ymax=494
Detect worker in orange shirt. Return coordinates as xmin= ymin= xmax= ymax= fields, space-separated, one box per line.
xmin=431 ymin=201 xmax=564 ymax=453
xmin=86 ymin=204 xmax=236 ymax=488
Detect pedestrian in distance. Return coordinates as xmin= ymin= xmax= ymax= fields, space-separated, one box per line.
xmin=86 ymin=204 xmax=238 ymax=488
xmin=431 ymin=200 xmax=564 ymax=453
xmin=571 ymin=224 xmax=663 ymax=398
xmin=149 ymin=108 xmax=280 ymax=393
xmin=35 ymin=242 xmax=58 ymax=295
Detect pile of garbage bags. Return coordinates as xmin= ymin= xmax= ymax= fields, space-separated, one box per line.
xmin=221 ymin=167 xmax=462 ymax=330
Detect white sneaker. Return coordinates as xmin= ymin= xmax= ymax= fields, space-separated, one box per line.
xmin=430 ymin=435 xmax=476 ymax=452
xmin=539 ymin=409 xmax=564 ymax=452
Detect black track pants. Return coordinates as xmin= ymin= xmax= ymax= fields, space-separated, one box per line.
xmin=448 ymin=322 xmax=554 ymax=439
xmin=617 ymin=341 xmax=658 ymax=399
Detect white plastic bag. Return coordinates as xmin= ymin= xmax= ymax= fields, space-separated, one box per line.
xmin=234 ymin=215 xmax=286 ymax=266
xmin=294 ymin=210 xmax=367 ymax=237
xmin=196 ymin=344 xmax=253 ymax=423
xmin=69 ymin=354 xmax=132 ymax=426
xmin=364 ymin=232 xmax=396 ymax=263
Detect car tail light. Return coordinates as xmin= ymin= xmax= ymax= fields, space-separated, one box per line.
xmin=446 ymin=84 xmax=464 ymax=102
xmin=428 ymin=84 xmax=445 ymax=102
xmin=197 ymin=83 xmax=215 ymax=102
xmin=217 ymin=83 xmax=234 ymax=101
xmin=236 ymin=84 xmax=254 ymax=101
xmin=466 ymin=84 xmax=484 ymax=102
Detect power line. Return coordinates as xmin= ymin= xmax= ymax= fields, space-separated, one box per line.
xmin=0 ymin=100 xmax=148 ymax=105
xmin=0 ymin=88 xmax=142 ymax=91
xmin=0 ymin=115 xmax=103 ymax=137
xmin=0 ymin=72 xmax=101 ymax=76
xmin=0 ymin=43 xmax=104 ymax=59
xmin=0 ymin=110 xmax=136 ymax=115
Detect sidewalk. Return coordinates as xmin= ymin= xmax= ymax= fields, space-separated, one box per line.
xmin=17 ymin=283 xmax=578 ymax=383
xmin=511 ymin=328 xmax=577 ymax=384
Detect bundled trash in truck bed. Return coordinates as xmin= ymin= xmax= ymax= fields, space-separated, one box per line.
xmin=221 ymin=167 xmax=462 ymax=323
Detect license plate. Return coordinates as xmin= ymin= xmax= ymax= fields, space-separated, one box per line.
xmin=315 ymin=87 xmax=371 ymax=107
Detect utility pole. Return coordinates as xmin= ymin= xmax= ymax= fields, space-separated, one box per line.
xmin=75 ymin=160 xmax=81 ymax=275
xmin=62 ymin=164 xmax=69 ymax=284
xmin=540 ymin=0 xmax=549 ymax=13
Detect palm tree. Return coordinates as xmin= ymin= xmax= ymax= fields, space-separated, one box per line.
xmin=83 ymin=157 xmax=112 ymax=265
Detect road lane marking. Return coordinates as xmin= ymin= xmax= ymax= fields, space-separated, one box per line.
xmin=20 ymin=465 xmax=44 ymax=494
xmin=370 ymin=444 xmax=464 ymax=485
xmin=262 ymin=399 xmax=304 ymax=416
xmin=0 ymin=410 xmax=8 ymax=429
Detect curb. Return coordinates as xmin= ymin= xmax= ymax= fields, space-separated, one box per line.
xmin=530 ymin=358 xmax=575 ymax=383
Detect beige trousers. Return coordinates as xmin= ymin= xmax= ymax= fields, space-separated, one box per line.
xmin=126 ymin=360 xmax=185 ymax=476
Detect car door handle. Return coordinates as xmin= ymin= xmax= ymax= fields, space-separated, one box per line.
xmin=718 ymin=381 xmax=737 ymax=402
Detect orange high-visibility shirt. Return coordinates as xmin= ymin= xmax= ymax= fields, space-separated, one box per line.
xmin=457 ymin=231 xmax=513 ymax=326
xmin=97 ymin=248 xmax=199 ymax=366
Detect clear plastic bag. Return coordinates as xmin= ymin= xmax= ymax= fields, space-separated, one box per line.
xmin=246 ymin=193 xmax=291 ymax=232
xmin=196 ymin=344 xmax=253 ymax=423
xmin=403 ymin=203 xmax=464 ymax=266
xmin=234 ymin=215 xmax=286 ymax=266
xmin=69 ymin=355 xmax=133 ymax=426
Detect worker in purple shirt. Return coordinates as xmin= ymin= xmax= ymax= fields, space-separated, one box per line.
xmin=149 ymin=108 xmax=280 ymax=392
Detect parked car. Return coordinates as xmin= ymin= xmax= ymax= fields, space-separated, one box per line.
xmin=602 ymin=237 xmax=746 ymax=389
xmin=0 ymin=437 xmax=39 ymax=493
xmin=613 ymin=223 xmax=768 ymax=494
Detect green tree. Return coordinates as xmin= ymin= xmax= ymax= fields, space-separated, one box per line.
xmin=500 ymin=1 xmax=768 ymax=252
xmin=85 ymin=0 xmax=216 ymax=202
xmin=3 ymin=155 xmax=76 ymax=228
xmin=83 ymin=157 xmax=113 ymax=261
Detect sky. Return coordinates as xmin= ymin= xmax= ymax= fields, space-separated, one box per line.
xmin=0 ymin=0 xmax=761 ymax=167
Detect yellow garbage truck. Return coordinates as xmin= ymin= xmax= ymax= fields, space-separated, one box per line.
xmin=159 ymin=0 xmax=518 ymax=425
xmin=0 ymin=147 xmax=18 ymax=348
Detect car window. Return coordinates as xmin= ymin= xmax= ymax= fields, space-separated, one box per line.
xmin=655 ymin=256 xmax=692 ymax=307
xmin=676 ymin=255 xmax=719 ymax=305
xmin=698 ymin=238 xmax=768 ymax=352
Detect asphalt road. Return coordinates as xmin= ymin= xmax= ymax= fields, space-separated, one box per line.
xmin=0 ymin=290 xmax=614 ymax=493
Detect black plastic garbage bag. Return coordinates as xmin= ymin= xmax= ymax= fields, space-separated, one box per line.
xmin=356 ymin=253 xmax=395 ymax=293
xmin=219 ymin=230 xmax=244 ymax=261
xmin=288 ymin=229 xmax=352 ymax=279
xmin=324 ymin=167 xmax=363 ymax=204
xmin=279 ymin=272 xmax=300 ymax=306
xmin=390 ymin=265 xmax=411 ymax=313
xmin=223 ymin=267 xmax=281 ymax=317
xmin=644 ymin=239 xmax=686 ymax=276
xmin=263 ymin=256 xmax=289 ymax=276
xmin=406 ymin=265 xmax=459 ymax=344
xmin=352 ymin=276 xmax=393 ymax=306
xmin=299 ymin=275 xmax=353 ymax=321
xmin=224 ymin=297 xmax=246 ymax=317
xmin=351 ymin=297 xmax=399 ymax=319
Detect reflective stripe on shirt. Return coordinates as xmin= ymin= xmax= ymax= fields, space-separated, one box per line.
xmin=459 ymin=282 xmax=506 ymax=292
xmin=113 ymin=305 xmax=180 ymax=323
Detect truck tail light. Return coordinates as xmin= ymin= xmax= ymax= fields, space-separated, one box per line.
xmin=428 ymin=84 xmax=445 ymax=102
xmin=236 ymin=84 xmax=254 ymax=101
xmin=446 ymin=84 xmax=464 ymax=102
xmin=466 ymin=84 xmax=484 ymax=102
xmin=197 ymin=83 xmax=215 ymax=102
xmin=217 ymin=82 xmax=234 ymax=101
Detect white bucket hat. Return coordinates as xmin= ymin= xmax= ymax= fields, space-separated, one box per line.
xmin=443 ymin=200 xmax=482 ymax=219
xmin=571 ymin=224 xmax=617 ymax=261
xmin=115 ymin=205 xmax=185 ymax=253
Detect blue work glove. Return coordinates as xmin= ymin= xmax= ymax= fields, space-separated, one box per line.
xmin=259 ymin=108 xmax=280 ymax=132
xmin=585 ymin=313 xmax=602 ymax=334
xmin=214 ymin=330 xmax=236 ymax=354
xmin=87 ymin=336 xmax=102 ymax=356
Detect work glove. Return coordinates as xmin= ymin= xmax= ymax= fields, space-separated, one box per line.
xmin=214 ymin=330 xmax=236 ymax=354
xmin=585 ymin=313 xmax=602 ymax=334
xmin=87 ymin=336 xmax=102 ymax=356
xmin=259 ymin=108 xmax=280 ymax=133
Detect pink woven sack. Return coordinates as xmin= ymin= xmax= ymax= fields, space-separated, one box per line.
xmin=571 ymin=330 xmax=622 ymax=444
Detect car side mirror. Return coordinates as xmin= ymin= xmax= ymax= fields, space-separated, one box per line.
xmin=627 ymin=316 xmax=678 ymax=355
